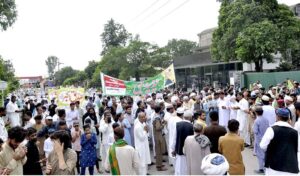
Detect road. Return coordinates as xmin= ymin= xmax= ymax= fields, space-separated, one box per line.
xmin=147 ymin=147 xmax=258 ymax=175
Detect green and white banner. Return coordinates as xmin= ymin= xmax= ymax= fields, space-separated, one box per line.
xmin=101 ymin=64 xmax=176 ymax=96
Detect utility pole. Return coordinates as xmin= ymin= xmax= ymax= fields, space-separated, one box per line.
xmin=57 ymin=58 xmax=64 ymax=71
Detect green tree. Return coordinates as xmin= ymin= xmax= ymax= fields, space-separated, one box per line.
xmin=0 ymin=0 xmax=17 ymax=31
xmin=0 ymin=56 xmax=19 ymax=97
xmin=164 ymin=39 xmax=197 ymax=58
xmin=100 ymin=18 xmax=131 ymax=55
xmin=63 ymin=71 xmax=87 ymax=87
xmin=53 ymin=66 xmax=78 ymax=86
xmin=45 ymin=56 xmax=58 ymax=79
xmin=211 ymin=0 xmax=300 ymax=71
xmin=84 ymin=60 xmax=99 ymax=79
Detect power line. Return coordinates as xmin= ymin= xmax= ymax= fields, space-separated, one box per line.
xmin=133 ymin=0 xmax=172 ymax=26
xmin=141 ymin=0 xmax=191 ymax=32
xmin=127 ymin=0 xmax=161 ymax=24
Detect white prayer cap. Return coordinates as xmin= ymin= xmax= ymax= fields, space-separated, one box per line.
xmin=171 ymin=96 xmax=179 ymax=103
xmin=107 ymin=101 xmax=112 ymax=107
xmin=45 ymin=116 xmax=53 ymax=120
xmin=254 ymin=89 xmax=260 ymax=94
xmin=250 ymin=91 xmax=256 ymax=97
xmin=262 ymin=95 xmax=270 ymax=102
xmin=156 ymin=99 xmax=164 ymax=104
xmin=190 ymin=93 xmax=196 ymax=98
xmin=230 ymin=95 xmax=236 ymax=100
xmin=183 ymin=96 xmax=189 ymax=100
xmin=146 ymin=98 xmax=152 ymax=103
xmin=183 ymin=110 xmax=193 ymax=118
xmin=165 ymin=103 xmax=173 ymax=108
xmin=201 ymin=153 xmax=229 ymax=175
xmin=272 ymin=87 xmax=277 ymax=90
xmin=176 ymin=107 xmax=185 ymax=114
xmin=285 ymin=96 xmax=293 ymax=102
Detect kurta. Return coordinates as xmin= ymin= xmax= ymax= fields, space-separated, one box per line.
xmin=229 ymin=101 xmax=238 ymax=120
xmin=294 ymin=120 xmax=300 ymax=171
xmin=219 ymin=133 xmax=245 ymax=175
xmin=118 ymin=119 xmax=132 ymax=146
xmin=0 ymin=143 xmax=27 ymax=175
xmin=262 ymin=105 xmax=276 ymax=126
xmin=168 ymin=116 xmax=182 ymax=164
xmin=134 ymin=120 xmax=151 ymax=174
xmin=0 ymin=117 xmax=8 ymax=141
xmin=80 ymin=133 xmax=97 ymax=167
xmin=253 ymin=115 xmax=269 ymax=170
xmin=183 ymin=135 xmax=211 ymax=175
xmin=47 ymin=148 xmax=77 ymax=175
xmin=237 ymin=98 xmax=250 ymax=145
xmin=218 ymin=98 xmax=230 ymax=127
xmin=104 ymin=145 xmax=140 ymax=175
xmin=23 ymin=141 xmax=43 ymax=175
xmin=6 ymin=101 xmax=20 ymax=127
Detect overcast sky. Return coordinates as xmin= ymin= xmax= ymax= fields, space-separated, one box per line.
xmin=0 ymin=0 xmax=298 ymax=77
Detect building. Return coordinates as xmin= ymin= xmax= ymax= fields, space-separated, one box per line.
xmin=174 ymin=4 xmax=300 ymax=90
xmin=17 ymin=76 xmax=43 ymax=89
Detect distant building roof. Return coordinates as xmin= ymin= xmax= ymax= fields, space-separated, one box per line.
xmin=173 ymin=51 xmax=241 ymax=69
xmin=197 ymin=27 xmax=217 ymax=37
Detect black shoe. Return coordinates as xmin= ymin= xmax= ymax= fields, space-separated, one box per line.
xmin=254 ymin=169 xmax=264 ymax=174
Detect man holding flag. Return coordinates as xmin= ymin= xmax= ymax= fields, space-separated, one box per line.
xmin=105 ymin=126 xmax=140 ymax=175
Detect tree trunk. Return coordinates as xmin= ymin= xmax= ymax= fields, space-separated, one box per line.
xmin=254 ymin=57 xmax=263 ymax=72
xmin=135 ymin=71 xmax=140 ymax=81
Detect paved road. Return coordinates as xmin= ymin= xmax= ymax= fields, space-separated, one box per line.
xmin=147 ymin=147 xmax=258 ymax=175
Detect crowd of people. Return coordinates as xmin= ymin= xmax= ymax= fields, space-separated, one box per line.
xmin=0 ymin=79 xmax=299 ymax=175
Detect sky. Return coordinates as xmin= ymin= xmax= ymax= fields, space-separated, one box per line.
xmin=0 ymin=0 xmax=298 ymax=77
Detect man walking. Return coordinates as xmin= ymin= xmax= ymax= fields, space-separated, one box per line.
xmin=219 ymin=119 xmax=245 ymax=175
xmin=252 ymin=105 xmax=269 ymax=174
xmin=134 ymin=112 xmax=151 ymax=175
xmin=105 ymin=126 xmax=139 ymax=175
xmin=204 ymin=111 xmax=227 ymax=153
xmin=260 ymin=108 xmax=299 ymax=175
xmin=153 ymin=105 xmax=167 ymax=171
xmin=172 ymin=110 xmax=194 ymax=175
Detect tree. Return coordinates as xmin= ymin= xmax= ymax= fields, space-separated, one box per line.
xmin=0 ymin=55 xmax=19 ymax=96
xmin=100 ymin=18 xmax=131 ymax=55
xmin=63 ymin=71 xmax=87 ymax=87
xmin=0 ymin=0 xmax=17 ymax=31
xmin=45 ymin=56 xmax=58 ymax=79
xmin=53 ymin=66 xmax=78 ymax=86
xmin=84 ymin=60 xmax=99 ymax=79
xmin=164 ymin=39 xmax=197 ymax=58
xmin=211 ymin=0 xmax=300 ymax=71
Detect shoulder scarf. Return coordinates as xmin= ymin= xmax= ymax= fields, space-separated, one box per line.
xmin=109 ymin=139 xmax=128 ymax=175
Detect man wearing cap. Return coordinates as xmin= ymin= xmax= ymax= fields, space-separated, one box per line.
xmin=37 ymin=116 xmax=56 ymax=138
xmin=6 ymin=95 xmax=22 ymax=127
xmin=260 ymin=108 xmax=299 ymax=175
xmin=168 ymin=107 xmax=183 ymax=166
xmin=285 ymin=96 xmax=296 ymax=125
xmin=66 ymin=103 xmax=79 ymax=129
xmin=261 ymin=95 xmax=276 ymax=126
xmin=236 ymin=92 xmax=251 ymax=146
xmin=172 ymin=110 xmax=194 ymax=175
xmin=293 ymin=103 xmax=300 ymax=171
xmin=218 ymin=92 xmax=230 ymax=127
xmin=163 ymin=104 xmax=175 ymax=166
xmin=252 ymin=105 xmax=269 ymax=174
xmin=134 ymin=112 xmax=151 ymax=175
xmin=182 ymin=96 xmax=191 ymax=110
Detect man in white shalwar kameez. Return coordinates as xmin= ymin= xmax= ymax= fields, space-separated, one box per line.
xmin=237 ymin=92 xmax=251 ymax=145
xmin=134 ymin=112 xmax=151 ymax=175
xmin=163 ymin=103 xmax=174 ymax=165
xmin=168 ymin=108 xmax=184 ymax=166
xmin=6 ymin=96 xmax=21 ymax=127
xmin=218 ymin=92 xmax=230 ymax=127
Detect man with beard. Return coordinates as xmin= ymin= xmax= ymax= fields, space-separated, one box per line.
xmin=0 ymin=126 xmax=28 ymax=175
xmin=23 ymin=127 xmax=43 ymax=175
